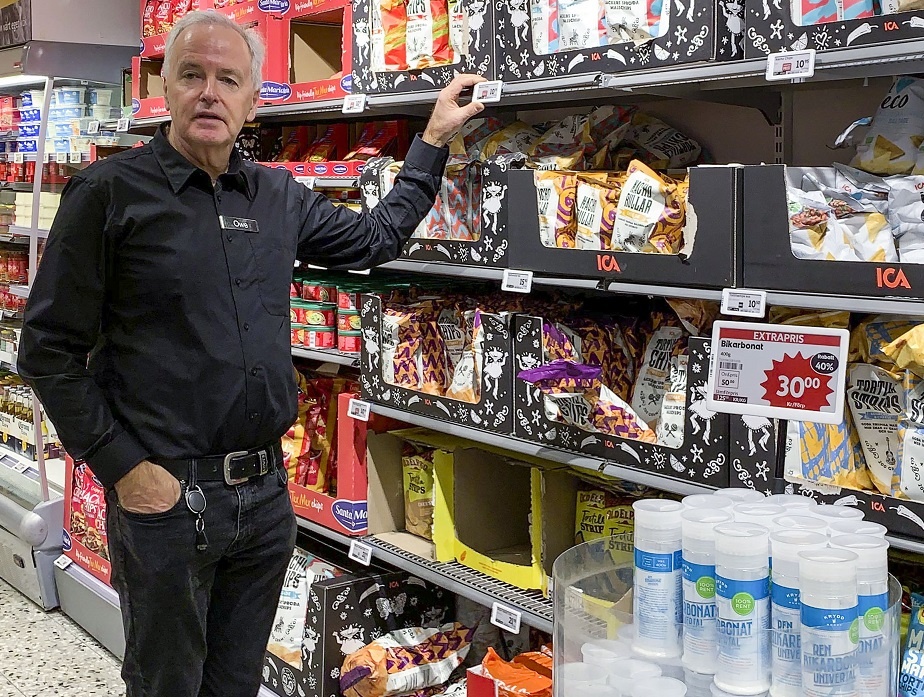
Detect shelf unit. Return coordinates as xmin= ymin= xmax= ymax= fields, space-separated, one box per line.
xmin=291 ymin=346 xmax=359 ymax=367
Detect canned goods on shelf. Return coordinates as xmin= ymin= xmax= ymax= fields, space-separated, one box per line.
xmin=337 ymin=310 xmax=361 ymax=332
xmin=302 ymin=283 xmax=337 ymax=303
xmin=304 ymin=327 xmax=335 ymax=349
xmin=338 ymin=330 xmax=362 ymax=354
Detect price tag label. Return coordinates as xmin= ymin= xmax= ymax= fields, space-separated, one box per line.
xmin=707 ymin=320 xmax=849 ymax=424
xmin=721 ymin=288 xmax=767 ymax=318
xmin=87 ymin=120 xmax=101 ymax=134
xmin=490 ymin=603 xmax=522 ymax=634
xmin=12 ymin=152 xmax=23 ymax=164
xmin=342 ymin=94 xmax=367 ymax=114
xmin=54 ymin=554 xmax=72 ymax=570
xmin=43 ymin=152 xmax=51 ymax=163
xmin=294 ymin=176 xmax=316 ymax=189
xmin=766 ymin=49 xmax=816 ymax=81
xmin=55 ymin=152 xmax=68 ymax=164
xmin=348 ymin=268 xmax=371 ymax=276
xmin=116 ymin=117 xmax=131 ymax=132
xmin=502 ymin=269 xmax=533 ymax=294
xmin=69 ymin=152 xmax=82 ymax=164
xmin=348 ymin=539 xmax=373 ymax=566
xmin=11 ymin=463 xmax=28 ymax=474
xmin=348 ymin=398 xmax=372 ymax=422
xmin=473 ymin=80 xmax=504 ymax=103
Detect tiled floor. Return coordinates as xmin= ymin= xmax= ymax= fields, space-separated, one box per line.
xmin=0 ymin=579 xmax=125 ymax=696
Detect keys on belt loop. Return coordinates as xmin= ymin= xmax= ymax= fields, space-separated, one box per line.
xmin=185 ymin=460 xmax=209 ymax=553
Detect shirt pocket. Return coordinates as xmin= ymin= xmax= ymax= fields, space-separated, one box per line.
xmin=247 ymin=237 xmax=294 ymax=317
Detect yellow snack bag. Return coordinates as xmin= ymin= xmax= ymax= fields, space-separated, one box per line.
xmin=535 ymin=170 xmax=578 ymax=248
xmin=403 ymin=444 xmax=436 ymax=540
xmin=528 ymin=114 xmax=592 ymax=171
xmin=883 ymin=323 xmax=924 ymax=379
xmin=611 ymin=160 xmax=685 ymax=254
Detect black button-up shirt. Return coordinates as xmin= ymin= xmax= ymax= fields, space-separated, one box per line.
xmin=18 ymin=126 xmax=447 ymax=488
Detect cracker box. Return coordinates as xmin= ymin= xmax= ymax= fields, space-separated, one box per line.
xmin=513 ymin=330 xmax=730 ymax=487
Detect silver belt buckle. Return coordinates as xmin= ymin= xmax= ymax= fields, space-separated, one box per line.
xmin=223 ymin=451 xmax=251 ymax=486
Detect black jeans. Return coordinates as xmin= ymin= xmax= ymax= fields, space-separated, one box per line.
xmin=106 ymin=460 xmax=297 ymax=697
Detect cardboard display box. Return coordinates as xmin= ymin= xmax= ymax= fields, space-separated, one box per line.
xmin=359 ymin=293 xmax=514 ymax=434
xmin=262 ymin=568 xmax=454 ymax=697
xmin=360 ymin=153 xmax=525 ymax=268
xmin=742 ymin=165 xmax=924 ymax=299
xmin=744 ymin=0 xmax=923 ymax=58
xmin=496 ymin=0 xmax=745 ymax=84
xmin=506 ymin=165 xmax=741 ymax=287
xmin=728 ymin=414 xmax=924 ymax=542
xmin=61 ymin=457 xmax=112 ymax=587
xmin=350 ymin=0 xmax=496 ymax=95
xmin=513 ymin=329 xmax=731 ymax=488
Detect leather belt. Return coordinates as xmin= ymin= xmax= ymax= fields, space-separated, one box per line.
xmin=153 ymin=442 xmax=282 ymax=486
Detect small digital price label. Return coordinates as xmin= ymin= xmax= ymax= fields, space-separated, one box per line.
xmin=342 ymin=94 xmax=367 ymax=114
xmin=11 ymin=463 xmax=28 ymax=474
xmin=490 ymin=603 xmax=522 ymax=634
xmin=766 ymin=49 xmax=816 ymax=81
xmin=721 ymin=288 xmax=767 ymax=318
xmin=294 ymin=176 xmax=316 ymax=189
xmin=87 ymin=120 xmax=101 ymax=134
xmin=54 ymin=555 xmax=73 ymax=570
xmin=69 ymin=152 xmax=82 ymax=164
xmin=348 ymin=398 xmax=371 ymax=422
xmin=707 ymin=321 xmax=849 ymax=424
xmin=473 ymin=80 xmax=504 ymax=103
xmin=56 ymin=152 xmax=68 ymax=164
xmin=348 ymin=539 xmax=373 ymax=566
xmin=502 ymin=269 xmax=533 ymax=294
xmin=12 ymin=152 xmax=23 ymax=164
xmin=116 ymin=117 xmax=131 ymax=132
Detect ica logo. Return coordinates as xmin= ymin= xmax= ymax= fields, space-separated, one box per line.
xmin=596 ymin=254 xmax=622 ymax=273
xmin=884 ymin=20 xmax=900 ymax=30
xmin=870 ymin=500 xmax=885 ymax=512
xmin=876 ymin=267 xmax=911 ymax=289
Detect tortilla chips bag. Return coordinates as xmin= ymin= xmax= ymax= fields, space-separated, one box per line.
xmin=405 ymin=0 xmax=452 ymax=70
xmin=611 ymin=160 xmax=685 ymax=254
xmin=848 ymin=363 xmax=905 ymax=494
xmin=536 ymin=170 xmax=578 ymax=248
xmin=627 ymin=113 xmax=701 ymax=168
xmin=852 ymin=77 xmax=924 ymax=176
xmin=575 ymin=174 xmax=622 ymax=250
xmin=380 ymin=0 xmax=409 ymax=71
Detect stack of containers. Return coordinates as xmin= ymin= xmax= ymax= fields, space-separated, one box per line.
xmin=584 ymin=492 xmax=902 ymax=697
xmin=336 ymin=284 xmax=362 ymax=354
xmin=290 ymin=276 xmax=365 ymax=354
xmin=39 ymin=86 xmax=121 ymax=156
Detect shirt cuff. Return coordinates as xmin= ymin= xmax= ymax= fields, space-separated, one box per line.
xmin=405 ymin=134 xmax=449 ymax=175
xmin=84 ymin=426 xmax=151 ymax=490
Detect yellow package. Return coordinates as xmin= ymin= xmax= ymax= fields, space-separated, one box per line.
xmin=882 ymin=323 xmax=924 ymax=379
xmin=528 ymin=114 xmax=592 ymax=171
xmin=403 ymin=444 xmax=436 ymax=540
xmin=666 ymin=298 xmax=720 ymax=336
xmin=611 ymin=160 xmax=685 ymax=254
xmin=575 ymin=174 xmax=622 ymax=250
xmin=574 ymin=488 xmax=635 ymax=565
xmin=768 ymin=308 xmax=851 ymax=329
xmin=535 ymin=170 xmax=578 ymax=248
xmin=784 ymin=416 xmax=869 ymax=490
xmin=861 ymin=316 xmax=921 ymax=368
xmin=478 ymin=121 xmax=541 ymax=160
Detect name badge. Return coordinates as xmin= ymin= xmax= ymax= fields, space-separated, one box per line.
xmin=219 ymin=216 xmax=259 ymax=233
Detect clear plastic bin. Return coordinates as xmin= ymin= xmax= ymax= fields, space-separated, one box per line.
xmin=552 ymin=536 xmax=901 ymax=697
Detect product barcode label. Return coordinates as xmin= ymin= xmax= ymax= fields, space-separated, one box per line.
xmin=116 ymin=117 xmax=131 ymax=132
xmin=721 ymin=288 xmax=767 ymax=318
xmin=54 ymin=555 xmax=72 ymax=570
xmin=55 ymin=152 xmax=68 ymax=164
xmin=294 ymin=176 xmax=316 ymax=189
xmin=348 ymin=539 xmax=373 ymax=566
xmin=502 ymin=269 xmax=533 ymax=294
xmin=491 ymin=603 xmax=522 ymax=634
xmin=719 ymin=361 xmax=743 ymax=371
xmin=473 ymin=80 xmax=503 ymax=103
xmin=342 ymin=94 xmax=367 ymax=114
xmin=348 ymin=398 xmax=372 ymax=422
xmin=87 ymin=120 xmax=101 ymax=135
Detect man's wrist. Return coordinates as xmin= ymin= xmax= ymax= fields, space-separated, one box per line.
xmin=421 ymin=127 xmax=449 ymax=149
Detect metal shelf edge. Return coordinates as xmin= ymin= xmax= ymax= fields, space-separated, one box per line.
xmin=291 ymin=346 xmax=359 ymax=367
xmin=368 ymin=403 xmax=714 ymax=496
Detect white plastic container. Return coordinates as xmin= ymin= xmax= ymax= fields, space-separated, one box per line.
xmin=828 ymin=520 xmax=888 ymax=539
xmin=732 ymin=503 xmax=786 ymax=528
xmin=830 ymin=535 xmax=891 ymax=697
xmin=812 ymin=505 xmax=865 ymax=523
xmin=571 ymin=686 xmax=621 ymax=697
xmin=583 ymin=641 xmax=632 ymax=670
xmin=767 ymin=494 xmax=817 ymax=511
xmin=715 ymin=488 xmax=766 ymax=503
xmin=618 ymin=624 xmax=636 ymax=647
xmin=559 ymin=662 xmax=608 ymax=690
xmin=52 ymin=86 xmax=87 ymax=106
xmin=798 ymin=548 xmax=860 ymax=697
xmin=681 ymin=508 xmax=735 ymax=675
xmin=683 ymin=494 xmax=735 ymax=511
xmin=632 ymin=676 xmax=688 ymax=697
xmin=769 ymin=529 xmax=828 ymax=697
xmin=88 ymin=88 xmax=115 ymax=106
xmin=633 ymin=500 xmax=684 ymax=659
xmin=714 ymin=523 xmax=772 ymax=695
xmin=685 ymin=669 xmax=717 ymax=697
xmin=772 ymin=515 xmax=827 ymax=534
xmin=608 ymin=658 xmax=663 ymax=684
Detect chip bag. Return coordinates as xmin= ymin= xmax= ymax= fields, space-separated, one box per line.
xmin=558 ymin=0 xmax=607 ymax=50
xmin=626 ymin=113 xmax=701 ymax=168
xmin=382 ymin=308 xmax=422 ymax=389
xmin=530 ymin=0 xmax=561 ymax=55
xmin=631 ymin=324 xmax=686 ymax=428
xmin=852 ymin=77 xmax=924 ymax=176
xmin=848 ymin=363 xmax=905 ymax=494
xmin=612 ymin=160 xmax=685 ymax=254
xmin=267 ymin=550 xmax=313 ymax=670
xmin=656 ymin=355 xmax=688 ymax=449
xmin=887 ymin=175 xmax=924 ymax=263
xmin=528 ymin=114 xmax=592 ymax=170
xmin=481 ymin=647 xmax=552 ymax=697
xmin=897 ymin=371 xmax=924 ymax=501
xmin=788 ymin=188 xmax=860 ymax=261
xmin=575 ymin=174 xmax=622 ymax=250
xmin=479 ymin=122 xmax=542 ymax=160
xmin=405 ymin=0 xmax=452 ymax=70
xmin=403 ymin=444 xmax=437 ymax=540
xmin=536 ymin=170 xmax=578 ymax=248
xmin=380 ymin=0 xmax=409 ymax=71
xmin=883 ymin=324 xmax=924 ymax=379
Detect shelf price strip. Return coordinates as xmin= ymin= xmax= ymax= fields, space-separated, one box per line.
xmin=706 ymin=320 xmax=849 ymax=424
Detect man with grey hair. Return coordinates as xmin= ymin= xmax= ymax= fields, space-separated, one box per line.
xmin=18 ymin=10 xmax=485 ymax=697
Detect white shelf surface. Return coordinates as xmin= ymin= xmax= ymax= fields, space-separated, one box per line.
xmin=295 ymin=515 xmax=554 ymax=633
xmin=291 ymin=346 xmax=359 ymax=367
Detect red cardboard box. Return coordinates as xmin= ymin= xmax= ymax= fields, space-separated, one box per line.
xmin=287 ymin=392 xmax=405 ymax=536
xmin=61 ymin=456 xmax=112 ymax=587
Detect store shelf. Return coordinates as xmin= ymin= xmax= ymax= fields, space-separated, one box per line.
xmin=886 ymin=535 xmax=924 ymax=556
xmin=8 ymin=285 xmax=29 ymax=299
xmin=765 ymin=290 xmax=924 ymax=316
xmin=55 ymin=562 xmax=125 ymax=660
xmin=369 ymin=403 xmax=713 ymax=497
xmin=291 ymin=346 xmax=359 ymax=367
xmin=8 ymin=224 xmax=49 ymax=238
xmin=295 ymin=515 xmax=554 ymax=633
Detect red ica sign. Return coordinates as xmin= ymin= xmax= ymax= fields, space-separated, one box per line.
xmin=707 ymin=321 xmax=849 ymax=424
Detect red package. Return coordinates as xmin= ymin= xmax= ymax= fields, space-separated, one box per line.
xmin=154 ymin=0 xmax=174 ymax=34
xmin=295 ymin=405 xmax=322 ymax=487
xmin=190 ymin=0 xmax=201 ymax=9
xmin=142 ymin=0 xmax=158 ymax=37
xmin=172 ymin=0 xmax=192 ymax=21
